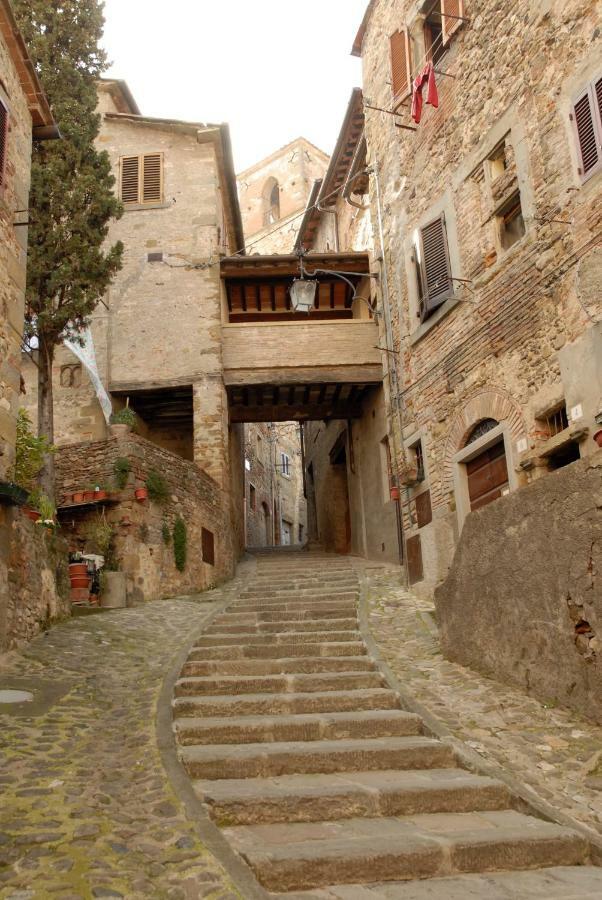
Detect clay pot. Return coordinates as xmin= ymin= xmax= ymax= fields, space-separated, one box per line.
xmin=23 ymin=507 xmax=40 ymax=522
xmin=389 ymin=486 xmax=400 ymax=501
xmin=593 ymin=429 xmax=602 ymax=448
xmin=109 ymin=423 xmax=130 ymax=440
xmin=94 ymin=490 xmax=108 ymax=501
xmin=72 ymin=491 xmax=85 ymax=503
xmin=70 ymin=575 xmax=91 ymax=589
xmin=69 ymin=562 xmax=88 ymax=578
xmin=135 ymin=487 xmax=148 ymax=502
xmin=83 ymin=490 xmax=96 ymax=501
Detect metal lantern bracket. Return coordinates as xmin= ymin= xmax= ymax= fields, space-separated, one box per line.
xmin=300 ymin=257 xmax=380 ymax=318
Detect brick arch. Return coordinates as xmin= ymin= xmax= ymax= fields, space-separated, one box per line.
xmin=442 ymin=389 xmax=525 ymax=494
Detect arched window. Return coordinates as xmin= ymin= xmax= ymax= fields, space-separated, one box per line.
xmin=262 ymin=177 xmax=280 ymax=226
xmin=464 ymin=418 xmax=499 ymax=447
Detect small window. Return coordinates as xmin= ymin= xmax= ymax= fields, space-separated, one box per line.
xmin=0 ymin=98 xmax=8 ymax=189
xmin=412 ymin=440 xmax=426 ymax=482
xmin=262 ymin=177 xmax=280 ymax=226
xmin=414 ymin=213 xmax=454 ymax=322
xmin=60 ymin=364 xmax=82 ymax=388
xmin=496 ymin=190 xmax=525 ymax=251
xmin=544 ymin=403 xmax=569 ymax=438
xmin=280 ymin=453 xmax=291 ymax=477
xmin=424 ymin=2 xmax=447 ymax=65
xmin=488 ymin=141 xmax=508 ymax=180
xmin=120 ymin=153 xmax=163 ymax=205
xmin=298 ymin=524 xmax=304 ymax=543
xmin=201 ymin=527 xmax=215 ymax=566
xmin=249 ymin=484 xmax=256 ymax=511
xmin=571 ymin=75 xmax=602 ymax=182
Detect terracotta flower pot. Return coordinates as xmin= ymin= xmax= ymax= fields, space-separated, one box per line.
xmin=23 ymin=507 xmax=40 ymax=522
xmin=94 ymin=490 xmax=108 ymax=501
xmin=135 ymin=487 xmax=148 ymax=502
xmin=389 ymin=486 xmax=400 ymax=501
xmin=109 ymin=423 xmax=130 ymax=440
xmin=72 ymin=491 xmax=85 ymax=503
xmin=70 ymin=575 xmax=91 ymax=589
xmin=69 ymin=563 xmax=88 ymax=578
xmin=83 ymin=490 xmax=96 ymax=501
xmin=594 ymin=429 xmax=602 ymax=449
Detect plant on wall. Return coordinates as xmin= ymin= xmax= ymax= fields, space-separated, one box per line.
xmin=173 ymin=516 xmax=187 ymax=572
xmin=161 ymin=521 xmax=171 ymax=545
xmin=86 ymin=512 xmax=116 ymax=569
xmin=110 ymin=407 xmax=137 ymax=429
xmin=14 ymin=409 xmax=55 ymax=491
xmin=146 ymin=469 xmax=169 ymax=504
xmin=113 ymin=457 xmax=131 ymax=490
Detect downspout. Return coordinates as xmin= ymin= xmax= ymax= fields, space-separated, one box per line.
xmin=372 ymin=161 xmax=407 ymax=575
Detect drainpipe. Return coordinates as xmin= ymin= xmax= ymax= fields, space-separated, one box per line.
xmin=371 ymin=161 xmax=407 ymax=575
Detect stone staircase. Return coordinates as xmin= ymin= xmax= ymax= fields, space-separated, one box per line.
xmin=173 ymin=552 xmax=602 ymax=898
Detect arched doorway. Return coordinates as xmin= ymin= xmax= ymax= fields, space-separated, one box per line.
xmin=462 ymin=418 xmax=509 ymax=512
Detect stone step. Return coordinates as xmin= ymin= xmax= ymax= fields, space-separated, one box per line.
xmin=246 ymin=575 xmax=357 ymax=585
xmin=172 ymin=688 xmax=400 ymax=719
xmin=176 ymin=709 xmax=423 ymax=746
xmin=180 ymin=736 xmax=454 ymax=780
xmin=224 ymin=810 xmax=588 ymax=892
xmin=273 ymin=866 xmax=602 ymax=899
xmin=198 ymin=641 xmax=367 ymax=661
xmin=195 ymin=631 xmax=360 ymax=648
xmin=234 ymin=590 xmax=358 ymax=603
xmin=217 ymin=607 xmax=357 ymax=624
xmin=196 ymin=768 xmax=509 ymax=826
xmin=175 ymin=671 xmax=384 ymax=697
xmin=204 ymin=618 xmax=358 ymax=636
xmin=239 ymin=585 xmax=358 ymax=598
xmin=229 ymin=600 xmax=357 ymax=615
xmin=181 ymin=656 xmax=377 ymax=677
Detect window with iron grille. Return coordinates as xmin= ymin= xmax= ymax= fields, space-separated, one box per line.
xmin=120 ymin=153 xmax=163 ymax=205
xmin=280 ymin=453 xmax=291 ymax=477
xmin=545 ymin=403 xmax=569 ymax=438
xmin=571 ymin=75 xmax=602 ymax=183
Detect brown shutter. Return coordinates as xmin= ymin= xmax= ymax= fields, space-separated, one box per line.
xmin=572 ymin=85 xmax=601 ymax=179
xmin=441 ymin=0 xmax=464 ymax=45
xmin=0 ymin=99 xmax=8 ymax=188
xmin=120 ymin=155 xmax=140 ymax=203
xmin=142 ymin=153 xmax=162 ymax=203
xmin=390 ymin=28 xmax=412 ymax=106
xmin=419 ymin=213 xmax=453 ymax=320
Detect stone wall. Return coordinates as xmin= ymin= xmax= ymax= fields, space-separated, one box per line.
xmin=55 ymin=433 xmax=234 ymax=603
xmin=435 ymin=451 xmax=602 ymax=723
xmin=0 ymin=507 xmax=70 ymax=652
xmin=357 ymin=0 xmax=602 ymax=596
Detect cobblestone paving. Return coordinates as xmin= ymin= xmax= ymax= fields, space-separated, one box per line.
xmin=363 ymin=565 xmax=602 ymax=837
xmin=0 ymin=590 xmax=246 ymax=900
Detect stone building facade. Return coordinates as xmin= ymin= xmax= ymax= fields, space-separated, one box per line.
xmin=352 ymin=0 xmax=602 ymax=594
xmin=237 ymin=137 xmax=329 ymax=254
xmin=244 ymin=422 xmax=307 ymax=548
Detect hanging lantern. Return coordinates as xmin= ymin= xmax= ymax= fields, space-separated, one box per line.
xmin=290 ymin=278 xmax=317 ymax=312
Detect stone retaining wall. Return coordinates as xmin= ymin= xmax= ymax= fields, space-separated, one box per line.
xmin=435 ymin=451 xmax=602 ymax=723
xmin=55 ymin=433 xmax=233 ymax=604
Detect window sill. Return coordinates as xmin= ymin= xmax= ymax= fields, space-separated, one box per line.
xmin=122 ymin=201 xmax=171 ymax=212
xmin=409 ymin=297 xmax=459 ymax=346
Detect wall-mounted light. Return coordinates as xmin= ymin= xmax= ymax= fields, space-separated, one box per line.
xmin=290 ymin=278 xmax=318 ymax=312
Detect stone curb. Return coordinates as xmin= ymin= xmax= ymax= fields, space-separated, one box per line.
xmin=355 ymin=564 xmax=602 ymax=867
xmin=156 ymin=560 xmax=270 ymax=900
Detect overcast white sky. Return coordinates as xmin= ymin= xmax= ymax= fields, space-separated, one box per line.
xmin=102 ymin=0 xmax=368 ymax=172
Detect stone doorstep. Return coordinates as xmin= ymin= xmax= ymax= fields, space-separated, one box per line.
xmin=196 ymin=769 xmax=510 ymax=826
xmin=204 ymin=618 xmax=359 ymax=635
xmin=180 ymin=656 xmax=377 ymax=677
xmin=195 ymin=631 xmax=360 ymax=647
xmin=179 ymin=736 xmax=454 ymax=780
xmin=175 ymin=671 xmax=384 ymax=697
xmin=174 ymin=709 xmax=424 ymax=746
xmin=196 ymin=642 xmax=368 ymax=661
xmin=223 ymin=811 xmax=587 ymax=893
xmin=171 ymin=688 xmax=401 ymax=719
xmin=272 ymin=867 xmax=602 ymax=899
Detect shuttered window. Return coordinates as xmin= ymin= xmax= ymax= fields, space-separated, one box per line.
xmin=0 ymin=99 xmax=9 ymax=189
xmin=390 ymin=28 xmax=412 ymax=106
xmin=571 ymin=76 xmax=602 ymax=182
xmin=120 ymin=153 xmax=164 ymax=204
xmin=441 ymin=0 xmax=464 ymax=46
xmin=415 ymin=213 xmax=454 ymax=322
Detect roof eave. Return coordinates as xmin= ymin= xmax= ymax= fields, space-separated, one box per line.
xmin=0 ymin=0 xmax=56 ymax=128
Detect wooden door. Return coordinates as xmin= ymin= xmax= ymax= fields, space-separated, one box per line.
xmin=466 ymin=439 xmax=509 ymax=511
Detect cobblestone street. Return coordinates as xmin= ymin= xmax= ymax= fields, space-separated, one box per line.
xmin=0 ymin=582 xmax=248 ymax=900
xmin=364 ymin=565 xmax=602 ymax=838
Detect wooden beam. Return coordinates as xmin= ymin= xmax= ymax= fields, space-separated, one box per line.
xmin=223 ymin=364 xmax=383 ymax=387
xmin=229 ymin=401 xmax=366 ymax=423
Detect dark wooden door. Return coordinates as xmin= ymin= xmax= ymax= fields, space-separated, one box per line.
xmin=466 ymin=439 xmax=509 ymax=511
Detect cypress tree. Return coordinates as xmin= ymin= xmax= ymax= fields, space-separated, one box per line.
xmin=13 ymin=0 xmax=123 ymax=497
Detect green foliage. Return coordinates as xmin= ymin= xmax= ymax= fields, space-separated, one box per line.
xmin=86 ymin=512 xmax=116 ymax=568
xmin=113 ymin=457 xmax=131 ymax=490
xmin=110 ymin=407 xmax=137 ymax=428
xmin=161 ymin=521 xmax=171 ymax=545
xmin=146 ymin=469 xmax=168 ymax=504
xmin=173 ymin=517 xmax=187 ymax=572
xmin=37 ymin=494 xmax=57 ymax=523
xmin=14 ymin=409 xmax=55 ymax=491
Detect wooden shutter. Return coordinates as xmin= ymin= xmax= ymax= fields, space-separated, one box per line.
xmin=142 ymin=153 xmax=162 ymax=203
xmin=571 ymin=79 xmax=602 ymax=180
xmin=0 ymin=99 xmax=8 ymax=189
xmin=390 ymin=28 xmax=412 ymax=106
xmin=120 ymin=155 xmax=139 ymax=203
xmin=441 ymin=0 xmax=464 ymax=45
xmin=419 ymin=213 xmax=453 ymax=320
xmin=202 ymin=527 xmax=215 ymax=566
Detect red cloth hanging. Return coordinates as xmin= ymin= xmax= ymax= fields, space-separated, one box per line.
xmin=411 ymin=62 xmax=439 ymax=124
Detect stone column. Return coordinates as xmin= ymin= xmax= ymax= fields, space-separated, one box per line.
xmin=193 ymin=377 xmax=230 ymax=490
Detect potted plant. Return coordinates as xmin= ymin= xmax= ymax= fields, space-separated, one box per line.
xmin=389 ymin=485 xmax=400 ymax=501
xmin=23 ymin=487 xmax=42 ymax=521
xmin=34 ymin=494 xmax=57 ymax=529
xmin=83 ymin=483 xmax=97 ymax=502
xmin=113 ymin=457 xmax=131 ymax=492
xmin=146 ymin=469 xmax=168 ymax=504
xmin=109 ymin=406 xmax=137 ymax=439
xmin=399 ymin=464 xmax=420 ymax=487
xmin=134 ymin=485 xmax=148 ymax=502
xmin=72 ymin=489 xmax=85 ymax=503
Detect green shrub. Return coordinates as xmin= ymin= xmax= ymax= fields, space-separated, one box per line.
xmin=161 ymin=521 xmax=171 ymax=545
xmin=113 ymin=457 xmax=131 ymax=490
xmin=14 ymin=408 xmax=55 ymax=490
xmin=110 ymin=407 xmax=137 ymax=428
xmin=173 ymin=516 xmax=187 ymax=572
xmin=146 ymin=469 xmax=169 ymax=504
